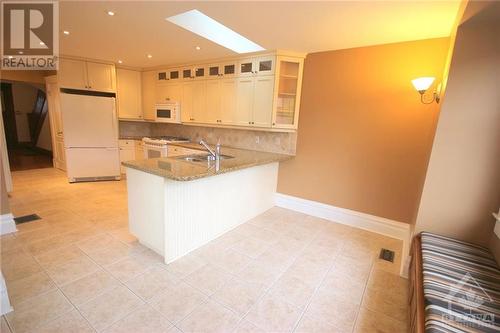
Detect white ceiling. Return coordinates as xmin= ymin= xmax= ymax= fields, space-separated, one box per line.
xmin=59 ymin=1 xmax=461 ymax=69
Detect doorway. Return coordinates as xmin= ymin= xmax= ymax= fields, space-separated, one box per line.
xmin=0 ymin=81 xmax=53 ymax=171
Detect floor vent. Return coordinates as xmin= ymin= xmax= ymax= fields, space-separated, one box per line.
xmin=379 ymin=248 xmax=395 ymax=262
xmin=14 ymin=214 xmax=41 ymax=224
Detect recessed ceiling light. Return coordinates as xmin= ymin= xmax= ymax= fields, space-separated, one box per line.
xmin=195 ymin=46 xmax=201 ymax=50
xmin=8 ymin=56 xmax=13 ymax=59
xmin=147 ymin=54 xmax=152 ymax=58
xmin=63 ymin=30 xmax=70 ymax=35
xmin=118 ymin=60 xmax=123 ymax=64
xmin=18 ymin=51 xmax=23 ymax=55
xmin=39 ymin=41 xmax=45 ymax=45
xmin=107 ymin=11 xmax=115 ymax=16
xmin=166 ymin=9 xmax=265 ymax=54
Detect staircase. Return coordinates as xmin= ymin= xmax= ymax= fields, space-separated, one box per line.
xmin=27 ymin=89 xmax=48 ymax=147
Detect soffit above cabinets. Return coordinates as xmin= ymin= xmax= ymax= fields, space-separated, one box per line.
xmin=60 ymin=1 xmax=461 ymax=69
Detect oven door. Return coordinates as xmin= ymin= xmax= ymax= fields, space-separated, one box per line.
xmin=143 ymin=144 xmax=167 ymax=159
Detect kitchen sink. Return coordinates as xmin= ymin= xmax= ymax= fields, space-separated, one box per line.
xmin=175 ymin=154 xmax=234 ymax=163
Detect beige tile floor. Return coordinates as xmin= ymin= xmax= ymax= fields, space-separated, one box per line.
xmin=1 ymin=168 xmax=408 ymax=333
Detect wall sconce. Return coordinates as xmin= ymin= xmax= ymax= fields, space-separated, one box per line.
xmin=412 ymin=77 xmax=440 ymax=104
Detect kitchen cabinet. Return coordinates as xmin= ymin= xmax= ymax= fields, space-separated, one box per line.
xmin=235 ymin=77 xmax=254 ymax=126
xmin=141 ymin=71 xmax=156 ymax=120
xmin=134 ymin=140 xmax=145 ymax=160
xmin=150 ymin=51 xmax=304 ymax=131
xmin=156 ymin=83 xmax=182 ymax=103
xmin=235 ymin=76 xmax=273 ymax=127
xmin=58 ymin=58 xmax=116 ymax=92
xmin=182 ymin=81 xmax=206 ymax=123
xmin=237 ymin=56 xmax=275 ymax=77
xmin=272 ymin=56 xmax=304 ymax=129
xmin=117 ymin=68 xmax=142 ymax=120
xmin=119 ymin=140 xmax=135 ymax=173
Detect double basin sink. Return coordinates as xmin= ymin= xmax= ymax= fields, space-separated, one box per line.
xmin=175 ymin=154 xmax=234 ymax=164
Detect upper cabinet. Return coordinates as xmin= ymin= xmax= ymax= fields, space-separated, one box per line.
xmin=116 ymin=68 xmax=142 ymax=120
xmin=272 ymin=57 xmax=304 ymax=129
xmin=58 ymin=58 xmax=116 ymax=92
xmin=150 ymin=51 xmax=304 ymax=131
xmin=238 ymin=56 xmax=275 ymax=77
xmin=141 ymin=71 xmax=156 ymax=121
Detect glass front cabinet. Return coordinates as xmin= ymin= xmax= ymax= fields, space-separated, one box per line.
xmin=272 ymin=56 xmax=304 ymax=130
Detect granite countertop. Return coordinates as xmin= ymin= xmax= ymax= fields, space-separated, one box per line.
xmin=122 ymin=144 xmax=292 ymax=181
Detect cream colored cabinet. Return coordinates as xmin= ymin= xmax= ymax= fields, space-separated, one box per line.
xmin=58 ymin=58 xmax=116 ymax=92
xmin=58 ymin=59 xmax=87 ymax=90
xmin=252 ymin=76 xmax=274 ymax=127
xmin=156 ymin=83 xmax=182 ymax=104
xmin=117 ymin=68 xmax=142 ymax=120
xmin=235 ymin=76 xmax=273 ymax=127
xmin=272 ymin=56 xmax=304 ymax=129
xmin=235 ymin=78 xmax=254 ymax=126
xmin=141 ymin=71 xmax=156 ymax=121
xmin=134 ymin=140 xmax=145 ymax=160
xmin=182 ymin=81 xmax=206 ymax=123
xmin=150 ymin=52 xmax=304 ymax=131
xmin=237 ymin=56 xmax=275 ymax=77
xmin=119 ymin=140 xmax=135 ymax=173
xmin=87 ymin=62 xmax=116 ymax=92
xmin=205 ymin=80 xmax=221 ymax=124
xmin=45 ymin=76 xmax=66 ymax=170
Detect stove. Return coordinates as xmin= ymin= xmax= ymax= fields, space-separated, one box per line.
xmin=142 ymin=136 xmax=189 ymax=158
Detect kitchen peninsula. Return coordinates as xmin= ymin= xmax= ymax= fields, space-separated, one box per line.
xmin=122 ymin=144 xmax=290 ymax=263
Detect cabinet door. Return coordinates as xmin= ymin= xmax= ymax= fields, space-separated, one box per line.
xmin=237 ymin=58 xmax=255 ymax=77
xmin=220 ymin=78 xmax=237 ymax=124
xmin=207 ymin=64 xmax=221 ymax=79
xmin=205 ymin=80 xmax=221 ymax=124
xmin=273 ymin=57 xmax=303 ymax=129
xmin=182 ymin=81 xmax=206 ymax=123
xmin=119 ymin=148 xmax=135 ymax=173
xmin=193 ymin=66 xmax=206 ymax=80
xmin=58 ymin=58 xmax=88 ymax=89
xmin=222 ymin=62 xmax=236 ymax=78
xmin=141 ymin=71 xmax=156 ymax=120
xmin=235 ymin=78 xmax=254 ymax=126
xmin=117 ymin=68 xmax=142 ymax=120
xmin=255 ymin=56 xmax=275 ymax=76
xmin=86 ymin=62 xmax=116 ymax=92
xmin=252 ymin=76 xmax=274 ymax=127
xmin=156 ymin=83 xmax=182 ymax=103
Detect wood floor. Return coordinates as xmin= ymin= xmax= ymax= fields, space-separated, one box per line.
xmin=7 ymin=147 xmax=53 ymax=171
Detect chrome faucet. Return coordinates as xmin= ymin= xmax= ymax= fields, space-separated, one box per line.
xmin=199 ymin=139 xmax=221 ymax=161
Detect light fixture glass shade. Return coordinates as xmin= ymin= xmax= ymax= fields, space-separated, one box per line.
xmin=412 ymin=77 xmax=435 ymax=92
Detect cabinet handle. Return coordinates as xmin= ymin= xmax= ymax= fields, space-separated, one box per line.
xmin=272 ymin=122 xmax=276 ymax=126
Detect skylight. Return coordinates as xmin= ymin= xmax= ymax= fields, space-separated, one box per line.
xmin=166 ymin=9 xmax=265 ymax=54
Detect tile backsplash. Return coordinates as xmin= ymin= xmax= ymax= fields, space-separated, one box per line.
xmin=119 ymin=121 xmax=297 ymax=155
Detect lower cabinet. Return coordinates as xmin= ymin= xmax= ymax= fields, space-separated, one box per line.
xmin=134 ymin=141 xmax=145 ymax=160
xmin=119 ymin=140 xmax=135 ymax=173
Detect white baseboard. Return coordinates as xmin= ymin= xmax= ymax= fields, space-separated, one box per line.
xmin=275 ymin=193 xmax=411 ymax=277
xmin=0 ymin=213 xmax=17 ymax=235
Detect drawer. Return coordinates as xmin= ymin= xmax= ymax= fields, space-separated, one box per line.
xmin=119 ymin=140 xmax=136 ymax=148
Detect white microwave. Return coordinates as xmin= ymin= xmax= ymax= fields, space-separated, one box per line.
xmin=155 ymin=102 xmax=181 ymax=123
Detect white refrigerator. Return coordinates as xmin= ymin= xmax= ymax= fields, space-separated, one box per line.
xmin=60 ymin=92 xmax=120 ymax=183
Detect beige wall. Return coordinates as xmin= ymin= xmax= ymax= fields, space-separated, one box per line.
xmin=414 ymin=8 xmax=500 ymax=246
xmin=277 ymin=38 xmax=450 ymax=223
xmin=0 ymin=70 xmax=53 ymax=84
